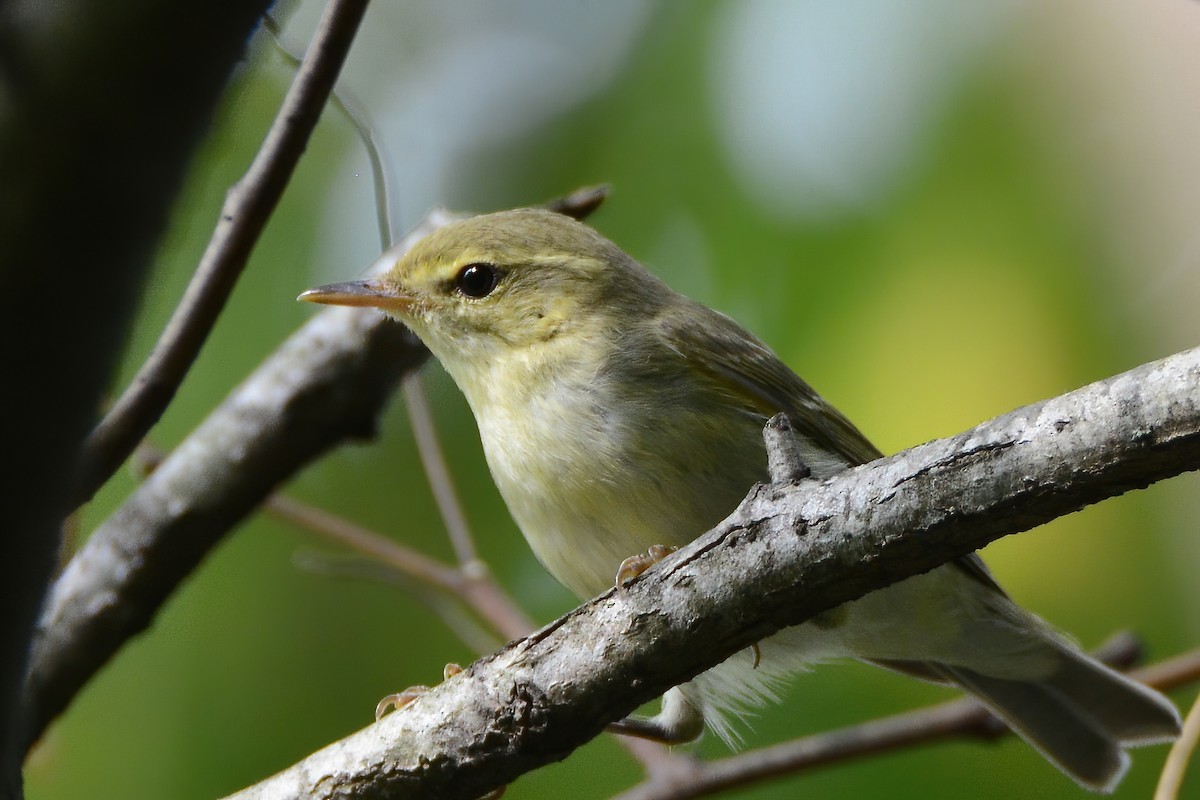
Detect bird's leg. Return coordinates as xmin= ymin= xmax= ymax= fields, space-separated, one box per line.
xmin=607 ymin=686 xmax=706 ymax=744
xmin=614 ymin=544 xmax=678 ymax=590
xmin=610 ymin=548 xmax=704 ymax=741
xmin=375 ymin=662 xmax=463 ymax=720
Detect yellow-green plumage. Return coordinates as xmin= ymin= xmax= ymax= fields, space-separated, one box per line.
xmin=301 ymin=208 xmax=1180 ymax=792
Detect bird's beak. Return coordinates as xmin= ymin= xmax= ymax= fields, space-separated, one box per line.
xmin=297 ymin=279 xmax=413 ymax=313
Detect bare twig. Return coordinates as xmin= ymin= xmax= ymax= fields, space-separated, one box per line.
xmin=620 ymin=697 xmax=997 ymax=800
xmin=266 ymin=493 xmax=534 ymax=640
xmin=344 ymin=133 xmax=663 ymax=768
xmin=69 ymin=0 xmax=373 ymax=508
xmin=1155 ymin=690 xmax=1200 ymax=800
xmin=263 ymin=12 xmax=399 ymax=244
xmin=395 ymin=378 xmax=559 ymax=667
xmin=275 ymin=28 xmax=548 ymax=641
xmin=398 ymin=372 xmax=538 ymax=651
xmin=292 ymin=550 xmax=503 ymax=655
xmin=402 ymin=375 xmax=480 ymax=566
xmin=1141 ymin=652 xmax=1200 ymax=694
xmin=545 ymin=185 xmax=610 ymax=220
xmin=306 ymin=56 xmax=614 ymax=638
xmin=267 ymin=494 xmax=464 ymax=594
xmin=264 ymin=9 xmax=533 ymax=648
xmin=220 ymin=345 xmax=1200 ymax=800
xmin=764 ymin=414 xmax=812 ymax=483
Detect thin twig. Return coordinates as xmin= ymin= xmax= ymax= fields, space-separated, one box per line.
xmin=402 ymin=375 xmax=480 ymax=566
xmin=269 ymin=19 xmax=673 ymax=783
xmin=270 ymin=19 xmax=577 ymax=649
xmin=269 ymin=1 xmax=523 ymax=640
xmin=454 ymin=567 xmax=540 ymax=644
xmin=613 ymin=642 xmax=1200 ymax=800
xmin=1155 ymin=691 xmax=1200 ymax=800
xmin=267 ymin=494 xmax=463 ymax=592
xmin=265 ymin=492 xmax=535 ymax=641
xmin=69 ymin=0 xmax=372 ymax=508
xmin=614 ymin=697 xmax=998 ymax=800
xmin=264 ymin=12 xmax=398 ymax=243
xmin=545 ymin=185 xmax=610 ymax=220
xmin=292 ymin=550 xmax=502 ymax=655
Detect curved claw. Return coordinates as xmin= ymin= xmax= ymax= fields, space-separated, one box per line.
xmin=375 ymin=686 xmax=429 ymax=720
xmin=614 ymin=544 xmax=678 ymax=590
xmin=374 ymin=663 xmax=465 ymax=721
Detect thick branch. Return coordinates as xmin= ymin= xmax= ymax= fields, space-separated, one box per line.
xmin=224 ymin=345 xmax=1200 ymax=800
xmin=0 ymin=0 xmax=271 ymax=794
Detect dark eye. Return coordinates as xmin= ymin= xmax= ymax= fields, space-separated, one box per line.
xmin=453 ymin=262 xmax=500 ymax=298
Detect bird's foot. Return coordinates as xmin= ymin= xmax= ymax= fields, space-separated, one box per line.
xmin=375 ymin=662 xmax=463 ymax=721
xmin=614 ymin=544 xmax=678 ymax=590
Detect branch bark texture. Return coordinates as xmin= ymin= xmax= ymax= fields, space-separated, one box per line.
xmin=224 ymin=345 xmax=1200 ymax=800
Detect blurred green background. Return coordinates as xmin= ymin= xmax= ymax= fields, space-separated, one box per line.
xmin=25 ymin=1 xmax=1200 ymax=798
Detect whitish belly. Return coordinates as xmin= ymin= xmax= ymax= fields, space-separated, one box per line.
xmin=477 ymin=391 xmax=766 ymax=599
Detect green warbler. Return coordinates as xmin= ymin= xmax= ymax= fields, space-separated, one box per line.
xmin=301 ymin=207 xmax=1180 ymax=791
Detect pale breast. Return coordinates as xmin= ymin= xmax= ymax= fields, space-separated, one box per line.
xmin=474 ymin=360 xmax=769 ymax=599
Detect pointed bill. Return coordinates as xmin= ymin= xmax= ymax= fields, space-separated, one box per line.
xmin=297 ymin=279 xmax=412 ymax=312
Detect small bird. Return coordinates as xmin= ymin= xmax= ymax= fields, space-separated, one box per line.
xmin=301 ymin=207 xmax=1180 ymax=792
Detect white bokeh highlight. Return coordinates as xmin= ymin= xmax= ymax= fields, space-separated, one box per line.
xmin=709 ymin=0 xmax=1019 ymax=220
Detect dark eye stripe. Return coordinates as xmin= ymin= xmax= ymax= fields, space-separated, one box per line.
xmin=453 ymin=263 xmax=500 ymax=298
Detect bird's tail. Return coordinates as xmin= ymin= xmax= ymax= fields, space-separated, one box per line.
xmin=938 ymin=648 xmax=1180 ymax=793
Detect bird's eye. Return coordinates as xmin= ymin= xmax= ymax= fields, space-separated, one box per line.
xmin=453 ymin=262 xmax=501 ymax=298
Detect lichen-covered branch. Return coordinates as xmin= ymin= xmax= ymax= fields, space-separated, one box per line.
xmin=223 ymin=345 xmax=1200 ymax=800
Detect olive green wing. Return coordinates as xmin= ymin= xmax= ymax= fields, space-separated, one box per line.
xmin=658 ymin=300 xmax=1002 ymax=593
xmin=657 ymin=301 xmax=881 ymax=467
